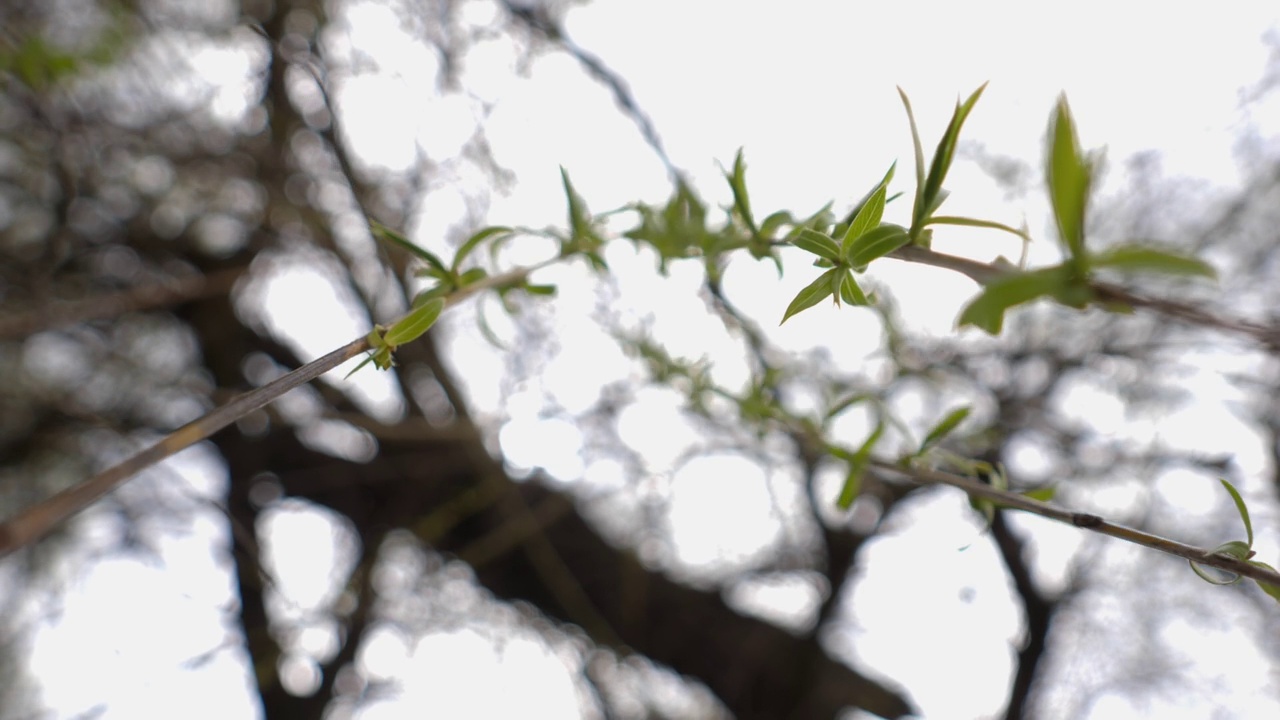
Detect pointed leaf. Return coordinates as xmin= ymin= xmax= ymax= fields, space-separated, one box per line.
xmin=372 ymin=221 xmax=449 ymax=276
xmin=917 ymin=83 xmax=988 ymax=231
xmin=1247 ymin=561 xmax=1280 ymax=602
xmin=1022 ymin=486 xmax=1057 ymax=502
xmin=561 ymin=167 xmax=592 ymax=243
xmin=920 ymin=406 xmax=971 ymax=452
xmin=927 ymin=215 xmax=1032 ymax=243
xmin=452 ymin=226 xmax=512 ymax=273
xmin=759 ymin=210 xmax=794 ymax=240
xmin=383 ymin=297 xmax=446 ymax=347
xmin=343 ymin=353 xmax=378 ymax=380
xmin=847 ymin=224 xmax=910 ymax=269
xmin=780 ymin=268 xmax=838 ymax=324
xmin=457 ymin=267 xmax=488 ymax=287
xmin=1089 ymin=246 xmax=1216 ymax=279
xmin=843 ymin=184 xmax=888 ymax=258
xmin=840 ymin=271 xmax=870 ymax=306
xmin=792 ymin=228 xmax=843 ymax=262
xmin=1220 ymin=478 xmax=1253 ymax=547
xmin=725 ymin=149 xmax=759 ymax=235
xmin=838 ymin=422 xmax=885 ymax=510
xmin=957 ymin=266 xmax=1071 ymax=334
xmin=829 ymin=265 xmax=847 ymax=305
xmin=523 ymin=283 xmax=557 ymax=296
xmin=1046 ymin=96 xmax=1093 ymax=263
xmin=898 ymin=87 xmax=927 ymax=225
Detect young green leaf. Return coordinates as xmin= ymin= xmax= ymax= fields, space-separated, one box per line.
xmin=457 ymin=267 xmax=488 ymax=287
xmin=841 ymin=162 xmax=896 ymax=257
xmin=780 ymin=268 xmax=839 ymax=324
xmin=1046 ymin=96 xmax=1093 ymax=265
xmin=1089 ymin=246 xmax=1217 ymax=279
xmin=897 ymin=87 xmax=927 ymax=224
xmin=916 ymin=83 xmax=988 ymax=233
xmin=561 ymin=167 xmax=591 ymax=244
xmin=383 ymin=297 xmax=446 ymax=348
xmin=372 ymin=221 xmax=449 ymax=276
xmin=846 ymin=224 xmax=910 ymax=269
xmin=413 ymin=285 xmax=450 ymax=304
xmin=759 ymin=210 xmax=794 ymax=240
xmin=452 ymin=226 xmax=512 ymax=273
xmin=523 ymin=283 xmax=557 ymax=296
xmin=920 ymin=406 xmax=971 ymax=453
xmin=792 ymin=228 xmax=843 ymax=262
xmin=840 ymin=271 xmax=870 ymax=305
xmin=838 ymin=422 xmax=885 ymax=510
xmin=1189 ymin=479 xmax=1261 ymax=587
xmin=1022 ymin=486 xmax=1057 ymax=502
xmin=344 ymin=353 xmax=378 ymax=379
xmin=843 ymin=185 xmax=887 ymax=258
xmin=927 ymin=215 xmax=1032 ymax=243
xmin=957 ymin=266 xmax=1074 ymax=334
xmin=1248 ymin=561 xmax=1280 ymax=602
xmin=1219 ymin=478 xmax=1253 ymax=548
xmin=725 ymin=148 xmax=759 ymax=235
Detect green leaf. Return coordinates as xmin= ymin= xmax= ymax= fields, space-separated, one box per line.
xmin=759 ymin=210 xmax=794 ymax=240
xmin=843 ymin=186 xmax=887 ymax=258
xmin=372 ymin=221 xmax=449 ymax=277
xmin=561 ymin=167 xmax=591 ymax=241
xmin=414 ymin=285 xmax=451 ymax=304
xmin=898 ymin=87 xmax=927 ymax=226
xmin=725 ymin=149 xmax=759 ymax=235
xmin=957 ymin=266 xmax=1074 ymax=334
xmin=1022 ymin=486 xmax=1057 ymax=502
xmin=792 ymin=228 xmax=843 ymax=262
xmin=452 ymin=226 xmax=512 ymax=273
xmin=920 ymin=406 xmax=971 ymax=452
xmin=523 ymin=283 xmax=557 ymax=296
xmin=780 ymin=268 xmax=839 ymax=324
xmin=1247 ymin=561 xmax=1280 ymax=602
xmin=1220 ymin=479 xmax=1253 ymax=548
xmin=1189 ymin=562 xmax=1237 ymax=585
xmin=838 ymin=422 xmax=885 ymax=510
xmin=916 ymin=83 xmax=988 ymax=234
xmin=826 ymin=392 xmax=872 ymax=421
xmin=927 ymin=215 xmax=1032 ymax=243
xmin=841 ymin=162 xmax=896 ymax=258
xmin=343 ymin=352 xmax=379 ymax=379
xmin=1089 ymin=246 xmax=1217 ymax=279
xmin=829 ymin=265 xmax=846 ymax=304
xmin=383 ymin=297 xmax=446 ymax=347
xmin=1046 ymin=96 xmax=1093 ymax=265
xmin=846 ymin=224 xmax=910 ymax=269
xmin=840 ymin=271 xmax=870 ymax=306
xmin=457 ymin=267 xmax=488 ymax=287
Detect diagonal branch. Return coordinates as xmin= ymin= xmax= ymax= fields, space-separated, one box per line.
xmin=875 ymin=460 xmax=1280 ymax=588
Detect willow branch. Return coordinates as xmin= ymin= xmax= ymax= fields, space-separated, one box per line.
xmin=889 ymin=245 xmax=1280 ymax=349
xmin=873 ymin=459 xmax=1280 ymax=588
xmin=0 ymin=265 xmax=541 ymax=556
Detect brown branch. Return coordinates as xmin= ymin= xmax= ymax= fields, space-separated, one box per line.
xmin=889 ymin=245 xmax=1280 ymax=349
xmin=874 ymin=460 xmax=1280 ymax=588
xmin=0 ymin=266 xmax=540 ymax=556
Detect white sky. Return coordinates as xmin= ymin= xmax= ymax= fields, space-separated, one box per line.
xmin=18 ymin=1 xmax=1280 ymax=719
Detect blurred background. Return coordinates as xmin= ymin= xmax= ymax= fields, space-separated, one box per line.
xmin=3 ymin=1 xmax=1280 ymax=718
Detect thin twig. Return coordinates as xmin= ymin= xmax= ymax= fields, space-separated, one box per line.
xmin=874 ymin=460 xmax=1280 ymax=588
xmin=889 ymin=245 xmax=1280 ymax=349
xmin=0 ymin=265 xmax=541 ymax=556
